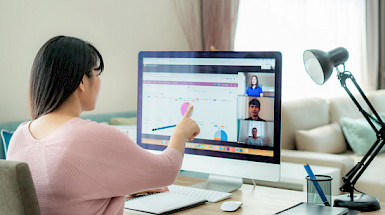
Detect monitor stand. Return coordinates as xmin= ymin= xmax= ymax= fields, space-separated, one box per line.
xmin=189 ymin=174 xmax=243 ymax=193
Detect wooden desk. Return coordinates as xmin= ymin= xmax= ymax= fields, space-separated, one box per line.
xmin=124 ymin=175 xmax=385 ymax=215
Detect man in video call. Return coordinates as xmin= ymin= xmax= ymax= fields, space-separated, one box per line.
xmin=247 ymin=127 xmax=263 ymax=146
xmin=245 ymin=99 xmax=266 ymax=121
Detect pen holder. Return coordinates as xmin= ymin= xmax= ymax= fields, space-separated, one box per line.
xmin=306 ymin=175 xmax=332 ymax=206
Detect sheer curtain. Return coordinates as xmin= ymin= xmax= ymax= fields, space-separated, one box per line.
xmin=377 ymin=1 xmax=385 ymax=89
xmin=235 ymin=0 xmax=366 ymax=101
xmin=174 ymin=0 xmax=239 ymax=51
xmin=364 ymin=0 xmax=379 ymax=90
xmin=174 ymin=0 xmax=203 ymax=51
xmin=201 ymin=0 xmax=239 ymax=51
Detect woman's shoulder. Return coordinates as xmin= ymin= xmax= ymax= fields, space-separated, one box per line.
xmin=11 ymin=121 xmax=31 ymax=138
xmin=13 ymin=118 xmax=131 ymax=144
xmin=62 ymin=118 xmax=132 ymax=150
xmin=71 ymin=118 xmax=126 ymax=138
xmin=15 ymin=121 xmax=30 ymax=130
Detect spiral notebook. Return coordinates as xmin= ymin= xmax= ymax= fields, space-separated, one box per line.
xmin=275 ymin=202 xmax=350 ymax=215
xmin=124 ymin=191 xmax=207 ymax=214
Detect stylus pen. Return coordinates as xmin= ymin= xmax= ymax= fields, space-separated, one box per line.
xmin=304 ymin=163 xmax=331 ymax=206
xmin=152 ymin=124 xmax=176 ymax=131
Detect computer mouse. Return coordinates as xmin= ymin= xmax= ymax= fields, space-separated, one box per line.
xmin=220 ymin=201 xmax=243 ymax=212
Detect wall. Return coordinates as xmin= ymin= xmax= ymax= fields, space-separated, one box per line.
xmin=0 ymin=0 xmax=189 ymax=123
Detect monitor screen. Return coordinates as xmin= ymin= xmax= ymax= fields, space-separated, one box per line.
xmin=137 ymin=51 xmax=281 ymax=183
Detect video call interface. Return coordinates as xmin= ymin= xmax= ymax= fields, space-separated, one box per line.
xmin=138 ymin=56 xmax=281 ymax=162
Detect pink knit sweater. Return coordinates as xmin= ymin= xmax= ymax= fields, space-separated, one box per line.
xmin=7 ymin=118 xmax=183 ymax=215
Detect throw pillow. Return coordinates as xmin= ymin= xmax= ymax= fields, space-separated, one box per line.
xmin=295 ymin=123 xmax=346 ymax=154
xmin=340 ymin=116 xmax=385 ymax=156
xmin=1 ymin=129 xmax=14 ymax=159
xmin=110 ymin=117 xmax=137 ymax=125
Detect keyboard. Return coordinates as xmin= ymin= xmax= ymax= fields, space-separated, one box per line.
xmin=168 ymin=184 xmax=232 ymax=203
xmin=112 ymin=125 xmax=137 ymax=142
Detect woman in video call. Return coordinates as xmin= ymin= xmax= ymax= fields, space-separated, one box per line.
xmin=6 ymin=36 xmax=200 ymax=215
xmin=245 ymin=75 xmax=263 ymax=97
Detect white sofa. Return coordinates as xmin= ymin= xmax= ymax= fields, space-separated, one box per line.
xmin=280 ymin=89 xmax=385 ymax=201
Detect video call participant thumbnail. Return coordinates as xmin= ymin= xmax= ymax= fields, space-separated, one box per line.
xmin=246 ymin=127 xmax=263 ymax=146
xmin=245 ymin=75 xmax=263 ymax=97
xmin=245 ymin=99 xmax=265 ymax=121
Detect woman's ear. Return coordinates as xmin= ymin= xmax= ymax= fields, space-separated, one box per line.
xmin=78 ymin=76 xmax=86 ymax=92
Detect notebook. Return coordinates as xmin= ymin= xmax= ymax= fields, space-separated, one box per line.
xmin=124 ymin=191 xmax=207 ymax=214
xmin=275 ymin=202 xmax=350 ymax=215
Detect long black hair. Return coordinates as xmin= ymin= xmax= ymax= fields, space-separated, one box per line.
xmin=250 ymin=75 xmax=259 ymax=88
xmin=29 ymin=36 xmax=104 ymax=119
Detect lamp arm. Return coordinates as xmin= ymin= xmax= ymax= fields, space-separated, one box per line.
xmin=338 ymin=71 xmax=385 ymax=131
xmin=351 ymin=138 xmax=385 ymax=185
xmin=340 ymin=137 xmax=385 ymax=200
xmin=337 ymin=70 xmax=385 ymax=200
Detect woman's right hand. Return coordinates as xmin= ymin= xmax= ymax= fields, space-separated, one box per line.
xmin=174 ymin=105 xmax=200 ymax=141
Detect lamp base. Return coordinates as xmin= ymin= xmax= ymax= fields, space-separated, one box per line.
xmin=334 ymin=194 xmax=380 ymax=212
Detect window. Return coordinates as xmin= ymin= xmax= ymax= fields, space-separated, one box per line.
xmin=235 ymin=0 xmax=366 ymax=101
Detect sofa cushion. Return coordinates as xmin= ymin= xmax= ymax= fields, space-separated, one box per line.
xmin=295 ymin=123 xmax=346 ymax=154
xmin=110 ymin=117 xmax=137 ymax=125
xmin=281 ymin=98 xmax=329 ymax=149
xmin=340 ymin=116 xmax=385 ymax=156
xmin=1 ymin=129 xmax=13 ymax=159
xmin=0 ymin=121 xmax=24 ymax=159
xmin=329 ymin=95 xmax=369 ymax=124
xmin=80 ymin=111 xmax=136 ymax=123
xmin=355 ymin=153 xmax=385 ymax=201
xmin=367 ymin=89 xmax=385 ymax=113
xmin=281 ymin=149 xmax=355 ymax=183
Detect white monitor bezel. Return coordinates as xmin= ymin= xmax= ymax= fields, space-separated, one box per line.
xmin=137 ymin=51 xmax=281 ymax=182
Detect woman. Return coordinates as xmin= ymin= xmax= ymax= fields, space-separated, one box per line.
xmin=245 ymin=75 xmax=263 ymax=97
xmin=7 ymin=36 xmax=200 ymax=215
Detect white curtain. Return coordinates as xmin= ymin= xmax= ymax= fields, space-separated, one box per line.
xmin=174 ymin=0 xmax=203 ymax=51
xmin=363 ymin=0 xmax=379 ymax=90
xmin=235 ymin=0 xmax=366 ymax=101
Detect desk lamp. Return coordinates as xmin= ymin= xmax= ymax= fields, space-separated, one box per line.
xmin=303 ymin=47 xmax=384 ymax=212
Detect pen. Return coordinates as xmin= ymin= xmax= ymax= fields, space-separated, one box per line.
xmin=152 ymin=124 xmax=176 ymax=131
xmin=304 ymin=163 xmax=331 ymax=206
xmin=152 ymin=102 xmax=191 ymax=131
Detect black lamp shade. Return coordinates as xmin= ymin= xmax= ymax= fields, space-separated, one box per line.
xmin=303 ymin=47 xmax=349 ymax=85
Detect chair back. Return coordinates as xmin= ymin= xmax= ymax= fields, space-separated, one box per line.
xmin=0 ymin=160 xmax=40 ymax=215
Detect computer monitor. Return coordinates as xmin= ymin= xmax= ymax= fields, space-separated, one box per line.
xmin=137 ymin=51 xmax=281 ymax=192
